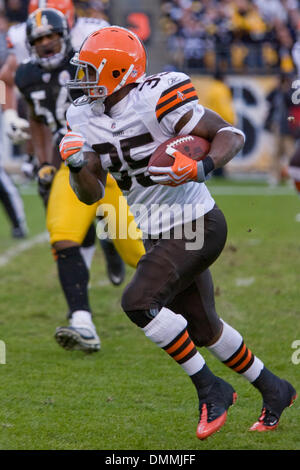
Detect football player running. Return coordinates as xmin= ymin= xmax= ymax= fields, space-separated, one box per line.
xmin=60 ymin=26 xmax=297 ymax=439
xmin=14 ymin=10 xmax=145 ymax=353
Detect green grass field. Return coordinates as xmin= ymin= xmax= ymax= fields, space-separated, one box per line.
xmin=0 ymin=179 xmax=299 ymax=451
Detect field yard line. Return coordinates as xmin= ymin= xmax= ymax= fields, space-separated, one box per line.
xmin=0 ymin=232 xmax=49 ymax=268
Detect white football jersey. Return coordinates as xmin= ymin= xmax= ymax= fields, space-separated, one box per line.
xmin=6 ymin=16 xmax=109 ymax=65
xmin=66 ymin=71 xmax=215 ymax=235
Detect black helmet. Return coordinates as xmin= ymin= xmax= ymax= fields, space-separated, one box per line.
xmin=26 ymin=8 xmax=71 ymax=70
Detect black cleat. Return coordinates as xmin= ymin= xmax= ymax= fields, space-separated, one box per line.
xmin=100 ymin=238 xmax=125 ymax=286
xmin=196 ymin=377 xmax=237 ymax=440
xmin=12 ymin=225 xmax=27 ymax=239
xmin=250 ymin=379 xmax=297 ymax=432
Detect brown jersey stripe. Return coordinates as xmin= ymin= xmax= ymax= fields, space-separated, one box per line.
xmin=156 ymin=82 xmax=196 ymax=111
xmin=156 ymin=89 xmax=198 ymax=119
xmin=155 ymin=86 xmax=196 ymax=114
xmin=223 ymin=341 xmax=245 ymax=367
xmin=156 ymin=95 xmax=198 ymax=123
xmin=159 ymin=78 xmax=191 ymax=99
xmin=164 ymin=329 xmax=189 ymax=354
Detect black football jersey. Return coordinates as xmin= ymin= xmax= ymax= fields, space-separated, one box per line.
xmin=15 ymin=50 xmax=79 ymax=137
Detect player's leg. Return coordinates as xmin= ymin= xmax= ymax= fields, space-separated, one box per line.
xmin=47 ymin=164 xmax=100 ymax=352
xmin=121 ymin=206 xmax=236 ymax=440
xmin=170 ymin=264 xmax=297 ymax=433
xmin=96 ymin=174 xmax=145 ymax=270
xmin=206 ymin=316 xmax=297 ymax=432
xmin=0 ymin=167 xmax=28 ymax=238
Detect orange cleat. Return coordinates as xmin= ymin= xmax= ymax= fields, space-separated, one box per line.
xmin=196 ymin=378 xmax=237 ymax=440
xmin=250 ymin=380 xmax=297 ymax=432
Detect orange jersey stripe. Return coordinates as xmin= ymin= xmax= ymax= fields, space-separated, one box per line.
xmin=165 ymin=330 xmax=189 ymax=355
xmin=156 ymin=90 xmax=198 ymax=120
xmin=234 ymin=349 xmax=253 ymax=372
xmin=156 ymin=82 xmax=194 ymax=109
xmin=225 ymin=343 xmax=247 ymax=368
xmin=173 ymin=341 xmax=195 ymax=362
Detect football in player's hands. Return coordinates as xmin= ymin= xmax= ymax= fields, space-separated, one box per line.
xmin=148 ymin=135 xmax=210 ymax=169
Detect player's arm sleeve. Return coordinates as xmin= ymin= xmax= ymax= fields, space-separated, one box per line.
xmin=15 ymin=65 xmax=36 ymax=115
xmin=155 ymin=74 xmax=205 ymax=136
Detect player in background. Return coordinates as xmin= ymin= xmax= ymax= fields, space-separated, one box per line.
xmin=0 ymin=162 xmax=28 ymax=238
xmin=60 ymin=26 xmax=297 ymax=439
xmin=0 ymin=11 xmax=28 ymax=239
xmin=15 ymin=9 xmax=144 ymax=353
xmin=0 ymin=0 xmax=122 ymax=271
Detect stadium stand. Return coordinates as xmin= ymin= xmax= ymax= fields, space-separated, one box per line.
xmin=160 ymin=0 xmax=299 ymax=74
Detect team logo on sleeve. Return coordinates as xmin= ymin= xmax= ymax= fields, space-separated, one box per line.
xmin=177 ymin=91 xmax=186 ymax=101
xmin=155 ymin=79 xmax=198 ymax=123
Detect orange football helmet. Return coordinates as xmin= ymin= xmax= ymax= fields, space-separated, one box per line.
xmin=67 ymin=26 xmax=147 ymax=105
xmin=28 ymin=0 xmax=75 ymax=28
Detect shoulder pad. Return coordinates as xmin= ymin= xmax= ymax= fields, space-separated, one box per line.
xmin=66 ymin=103 xmax=90 ymax=132
xmin=136 ymin=71 xmax=198 ymax=122
xmin=15 ymin=61 xmax=40 ymax=91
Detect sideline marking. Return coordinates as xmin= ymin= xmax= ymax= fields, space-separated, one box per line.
xmin=0 ymin=232 xmax=49 ymax=268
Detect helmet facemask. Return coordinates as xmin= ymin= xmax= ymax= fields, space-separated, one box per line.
xmin=67 ymin=53 xmax=137 ymax=107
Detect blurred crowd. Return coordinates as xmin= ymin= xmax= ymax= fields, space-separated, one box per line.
xmin=161 ymin=0 xmax=300 ymax=73
xmin=0 ymin=0 xmax=110 ymax=67
xmin=0 ymin=0 xmax=110 ymax=22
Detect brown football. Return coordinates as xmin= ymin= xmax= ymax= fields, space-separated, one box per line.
xmin=148 ymin=135 xmax=210 ymax=168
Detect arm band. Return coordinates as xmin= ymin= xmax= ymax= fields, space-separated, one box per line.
xmin=196 ymin=155 xmax=215 ymax=182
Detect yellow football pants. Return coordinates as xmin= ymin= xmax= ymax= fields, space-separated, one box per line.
xmin=46 ymin=164 xmax=145 ymax=268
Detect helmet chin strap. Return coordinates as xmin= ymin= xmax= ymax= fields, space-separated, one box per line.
xmin=113 ymin=64 xmax=135 ymax=93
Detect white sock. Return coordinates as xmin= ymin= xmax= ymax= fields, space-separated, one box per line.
xmin=143 ymin=307 xmax=205 ymax=376
xmin=70 ymin=310 xmax=96 ymax=333
xmin=207 ymin=319 xmax=263 ymax=382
